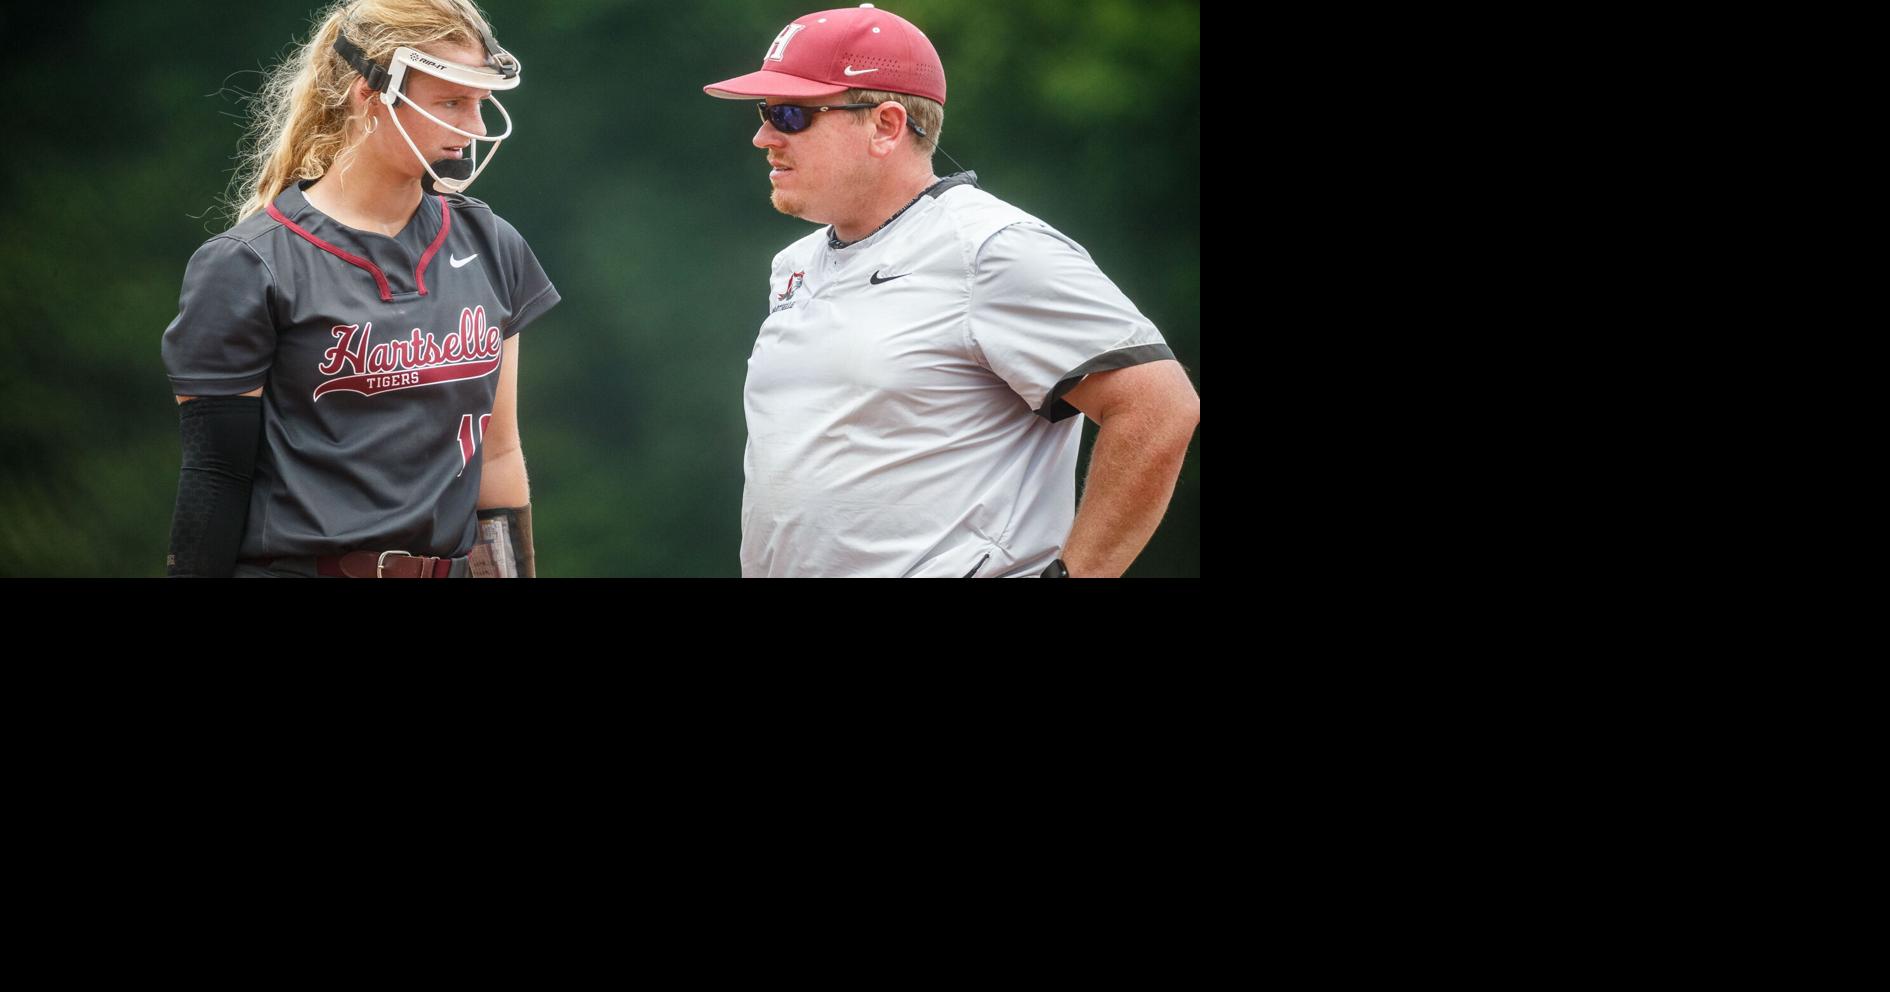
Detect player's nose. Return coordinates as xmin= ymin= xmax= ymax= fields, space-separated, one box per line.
xmin=753 ymin=122 xmax=786 ymax=149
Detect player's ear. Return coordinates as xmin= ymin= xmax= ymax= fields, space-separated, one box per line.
xmin=351 ymin=77 xmax=377 ymax=108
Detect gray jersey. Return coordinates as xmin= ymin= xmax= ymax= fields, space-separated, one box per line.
xmin=161 ymin=181 xmax=560 ymax=559
xmin=742 ymin=174 xmax=1173 ymax=577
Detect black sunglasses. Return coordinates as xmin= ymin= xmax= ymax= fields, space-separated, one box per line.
xmin=756 ymin=101 xmax=929 ymax=138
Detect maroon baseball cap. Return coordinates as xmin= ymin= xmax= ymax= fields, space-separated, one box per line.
xmin=703 ymin=4 xmax=947 ymax=105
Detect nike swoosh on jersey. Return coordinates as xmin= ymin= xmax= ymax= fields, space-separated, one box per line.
xmin=450 ymin=254 xmax=479 ymax=268
xmin=870 ymin=270 xmax=910 ymax=284
xmin=843 ymin=66 xmax=880 ymax=76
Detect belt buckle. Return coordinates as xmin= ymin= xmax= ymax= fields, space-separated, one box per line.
xmin=377 ymin=550 xmax=413 ymax=578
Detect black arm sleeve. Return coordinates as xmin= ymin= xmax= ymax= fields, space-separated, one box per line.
xmin=166 ymin=396 xmax=263 ymax=577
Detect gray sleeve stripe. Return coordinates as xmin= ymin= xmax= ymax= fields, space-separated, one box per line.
xmin=243 ymin=239 xmax=280 ymax=325
xmin=1034 ymin=343 xmax=1178 ymax=423
xmin=501 ymin=282 xmax=561 ymax=339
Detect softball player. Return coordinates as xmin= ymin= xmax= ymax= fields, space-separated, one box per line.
xmin=705 ymin=5 xmax=1200 ymax=577
xmin=162 ymin=0 xmax=557 ymax=578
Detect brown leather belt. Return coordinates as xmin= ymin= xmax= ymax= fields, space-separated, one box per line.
xmin=240 ymin=552 xmax=461 ymax=578
xmin=317 ymin=551 xmax=457 ymax=578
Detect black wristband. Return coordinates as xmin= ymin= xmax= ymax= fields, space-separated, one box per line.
xmin=1040 ymin=558 xmax=1069 ymax=578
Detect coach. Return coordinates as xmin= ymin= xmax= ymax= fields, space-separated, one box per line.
xmin=705 ymin=5 xmax=1199 ymax=577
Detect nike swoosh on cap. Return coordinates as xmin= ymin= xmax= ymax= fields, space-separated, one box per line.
xmin=843 ymin=66 xmax=880 ymax=76
xmin=450 ymin=254 xmax=478 ymax=268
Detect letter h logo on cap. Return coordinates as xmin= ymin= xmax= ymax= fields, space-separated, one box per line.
xmin=766 ymin=24 xmax=807 ymax=62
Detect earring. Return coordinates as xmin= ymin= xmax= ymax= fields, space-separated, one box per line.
xmin=364 ymin=114 xmax=378 ymax=135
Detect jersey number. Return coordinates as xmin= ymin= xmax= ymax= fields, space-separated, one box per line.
xmin=456 ymin=413 xmax=493 ymax=477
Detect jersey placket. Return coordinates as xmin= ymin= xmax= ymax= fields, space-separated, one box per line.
xmin=268 ymin=190 xmax=452 ymax=303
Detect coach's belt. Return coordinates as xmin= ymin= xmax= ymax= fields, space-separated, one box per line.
xmin=318 ymin=550 xmax=458 ymax=579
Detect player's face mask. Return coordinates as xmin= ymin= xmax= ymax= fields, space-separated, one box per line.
xmin=334 ymin=27 xmax=521 ymax=194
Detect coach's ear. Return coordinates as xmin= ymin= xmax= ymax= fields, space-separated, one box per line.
xmin=867 ymin=102 xmax=909 ymax=160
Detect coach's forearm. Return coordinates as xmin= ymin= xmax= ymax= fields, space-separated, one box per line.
xmin=1060 ymin=406 xmax=1198 ymax=578
xmin=478 ymin=445 xmax=530 ymax=509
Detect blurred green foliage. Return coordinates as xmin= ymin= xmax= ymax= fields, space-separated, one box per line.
xmin=0 ymin=0 xmax=1198 ymax=576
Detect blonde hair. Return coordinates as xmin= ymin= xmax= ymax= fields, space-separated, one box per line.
xmin=227 ymin=0 xmax=497 ymax=222
xmin=847 ymin=88 xmax=944 ymax=156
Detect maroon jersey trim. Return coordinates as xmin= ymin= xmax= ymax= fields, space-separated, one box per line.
xmin=414 ymin=196 xmax=452 ymax=297
xmin=266 ymin=202 xmax=394 ymax=302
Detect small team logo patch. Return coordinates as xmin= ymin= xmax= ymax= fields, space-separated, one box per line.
xmin=777 ymin=270 xmax=806 ymax=301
